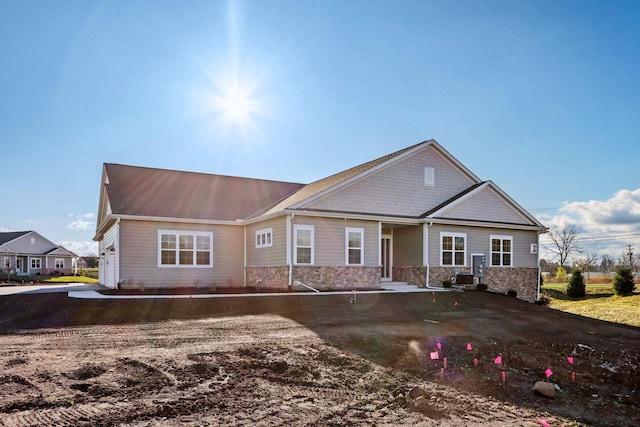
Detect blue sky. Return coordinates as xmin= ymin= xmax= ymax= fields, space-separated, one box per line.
xmin=1 ymin=0 xmax=639 ymax=263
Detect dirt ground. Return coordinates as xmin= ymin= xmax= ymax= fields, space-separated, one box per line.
xmin=0 ymin=289 xmax=638 ymax=426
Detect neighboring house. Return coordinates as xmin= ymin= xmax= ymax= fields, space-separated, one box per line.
xmin=0 ymin=231 xmax=77 ymax=276
xmin=94 ymin=139 xmax=547 ymax=301
xmin=77 ymin=256 xmax=98 ymax=269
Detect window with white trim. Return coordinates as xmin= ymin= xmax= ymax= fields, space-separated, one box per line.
xmin=294 ymin=225 xmax=314 ymax=265
xmin=158 ymin=230 xmax=213 ymax=267
xmin=55 ymin=258 xmax=64 ymax=269
xmin=31 ymin=258 xmax=41 ymax=269
xmin=345 ymin=228 xmax=364 ymax=265
xmin=255 ymin=228 xmax=273 ymax=248
xmin=490 ymin=235 xmax=513 ymax=267
xmin=441 ymin=232 xmax=466 ymax=266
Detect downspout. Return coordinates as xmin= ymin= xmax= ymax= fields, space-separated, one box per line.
xmin=286 ymin=214 xmax=293 ymax=288
xmin=536 ymin=229 xmax=545 ymax=301
xmin=424 ymin=220 xmax=436 ymax=289
xmin=243 ymin=225 xmax=247 ymax=287
xmin=115 ymin=217 xmax=121 ymax=290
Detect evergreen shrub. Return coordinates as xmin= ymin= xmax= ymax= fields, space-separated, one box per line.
xmin=566 ymin=269 xmax=586 ymax=298
xmin=613 ymin=266 xmax=636 ymax=296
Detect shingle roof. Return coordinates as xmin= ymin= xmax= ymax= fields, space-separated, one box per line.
xmin=420 ymin=182 xmax=487 ymax=218
xmin=261 ymin=141 xmax=428 ymax=216
xmin=0 ymin=231 xmax=30 ymax=246
xmin=104 ymin=164 xmax=305 ymax=221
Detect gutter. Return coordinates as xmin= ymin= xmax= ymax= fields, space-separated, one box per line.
xmin=286 ymin=214 xmax=293 ymax=288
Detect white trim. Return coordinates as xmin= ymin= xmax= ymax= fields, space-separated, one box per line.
xmin=426 ymin=218 xmax=544 ymax=231
xmin=440 ymin=232 xmax=467 ymax=267
xmin=381 ymin=233 xmax=393 ymax=281
xmin=54 ymin=258 xmax=65 ymax=269
xmin=345 ymin=227 xmax=364 ymax=265
xmin=377 ymin=222 xmax=382 ymax=267
xmin=489 ymin=234 xmax=513 ymax=267
xmin=286 ymin=215 xmax=292 ymax=287
xmin=255 ymin=228 xmax=273 ymax=249
xmin=157 ymin=230 xmax=214 ymax=268
xmin=293 ymin=225 xmax=314 ymax=265
xmin=30 ymin=257 xmax=41 ymax=270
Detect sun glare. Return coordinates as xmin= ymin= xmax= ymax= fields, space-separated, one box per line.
xmin=221 ymin=88 xmax=251 ymax=120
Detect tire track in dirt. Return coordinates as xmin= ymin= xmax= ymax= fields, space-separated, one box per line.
xmin=0 ymin=402 xmax=129 ymax=427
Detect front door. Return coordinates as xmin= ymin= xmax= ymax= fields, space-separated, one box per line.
xmin=16 ymin=257 xmax=27 ymax=274
xmin=381 ymin=235 xmax=392 ymax=281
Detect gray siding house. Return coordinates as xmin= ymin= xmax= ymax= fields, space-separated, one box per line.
xmin=0 ymin=231 xmax=77 ymax=276
xmin=94 ymin=140 xmax=547 ymax=301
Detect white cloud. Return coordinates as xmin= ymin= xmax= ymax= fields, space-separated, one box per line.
xmin=57 ymin=240 xmax=99 ymax=256
xmin=68 ymin=220 xmax=93 ymax=231
xmin=537 ymin=188 xmax=640 ymax=261
xmin=67 ymin=213 xmax=96 ymax=231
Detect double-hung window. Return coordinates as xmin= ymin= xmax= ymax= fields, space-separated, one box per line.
xmin=159 ymin=230 xmax=213 ymax=267
xmin=490 ymin=235 xmax=512 ymax=267
xmin=345 ymin=228 xmax=364 ymax=265
xmin=31 ymin=258 xmax=41 ymax=269
xmin=294 ymin=225 xmax=314 ymax=265
xmin=441 ymin=232 xmax=466 ymax=266
xmin=55 ymin=258 xmax=65 ymax=269
xmin=256 ymin=228 xmax=273 ymax=248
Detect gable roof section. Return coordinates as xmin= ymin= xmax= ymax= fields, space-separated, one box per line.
xmin=103 ymin=164 xmax=305 ymax=222
xmin=0 ymin=231 xmax=30 ymax=246
xmin=423 ymin=181 xmax=545 ymax=228
xmin=262 ymin=139 xmax=477 ymax=216
xmin=45 ymin=246 xmax=77 ymax=257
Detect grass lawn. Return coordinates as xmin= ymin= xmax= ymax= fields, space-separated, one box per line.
xmin=542 ymin=282 xmax=640 ymax=327
xmin=45 ymin=275 xmax=99 ymax=284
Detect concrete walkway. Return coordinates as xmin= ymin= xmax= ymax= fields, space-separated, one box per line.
xmin=0 ymin=283 xmax=109 ymax=296
xmin=67 ymin=282 xmax=458 ymax=299
xmin=0 ymin=282 xmax=456 ymax=299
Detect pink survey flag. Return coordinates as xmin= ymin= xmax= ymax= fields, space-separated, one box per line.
xmin=466 ymin=343 xmax=473 ymax=351
xmin=430 ymin=351 xmax=439 ymax=360
xmin=567 ymin=356 xmax=574 ymax=364
xmin=537 ymin=419 xmax=551 ymax=427
xmin=545 ymin=368 xmax=554 ymax=378
xmin=494 ymin=356 xmax=502 ymax=364
xmin=454 ymin=301 xmax=458 ymax=306
xmin=436 ymin=342 xmax=442 ymax=349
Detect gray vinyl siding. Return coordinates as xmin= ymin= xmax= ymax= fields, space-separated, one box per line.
xmin=6 ymin=233 xmax=57 ymax=254
xmin=246 ymin=216 xmax=288 ymax=266
xmin=101 ymin=223 xmax=118 ymax=251
xmin=305 ymin=145 xmax=476 ymax=217
xmin=118 ymin=220 xmax=244 ymax=288
xmin=291 ymin=216 xmax=379 ymax=266
xmin=393 ymin=225 xmax=423 ymax=266
xmin=440 ymin=187 xmax=531 ymax=225
xmin=427 ymin=224 xmax=539 ymax=268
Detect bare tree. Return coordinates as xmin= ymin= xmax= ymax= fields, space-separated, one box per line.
xmin=547 ymin=225 xmax=582 ymax=267
xmin=575 ymin=253 xmax=600 ymax=283
xmin=600 ymin=254 xmax=615 ymax=273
